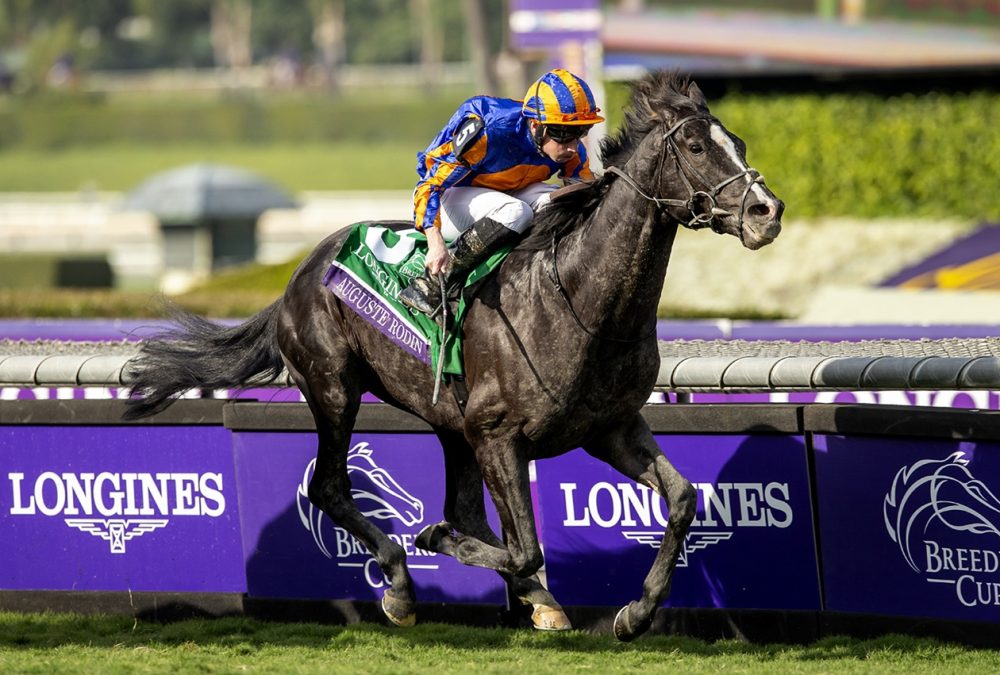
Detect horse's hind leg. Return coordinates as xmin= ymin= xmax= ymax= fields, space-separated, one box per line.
xmin=284 ymin=353 xmax=417 ymax=627
xmin=417 ymin=429 xmax=571 ymax=631
xmin=584 ymin=414 xmax=697 ymax=642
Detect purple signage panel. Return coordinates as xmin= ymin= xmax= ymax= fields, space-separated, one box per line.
xmin=0 ymin=318 xmax=175 ymax=341
xmin=509 ymin=0 xmax=601 ymax=50
xmin=233 ymin=431 xmax=505 ymax=604
xmin=815 ymin=435 xmax=1000 ymax=622
xmin=534 ymin=434 xmax=818 ymax=609
xmin=0 ymin=426 xmax=245 ymax=592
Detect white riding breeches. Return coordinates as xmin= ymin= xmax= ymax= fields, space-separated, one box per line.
xmin=437 ymin=183 xmax=557 ymax=243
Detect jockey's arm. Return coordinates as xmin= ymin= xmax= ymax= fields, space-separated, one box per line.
xmin=414 ymin=115 xmax=487 ymax=274
xmin=424 ymin=227 xmax=449 ymax=275
xmin=413 ymin=173 xmax=465 ymax=275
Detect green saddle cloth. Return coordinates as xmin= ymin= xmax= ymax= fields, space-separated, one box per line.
xmin=322 ymin=222 xmax=511 ymax=376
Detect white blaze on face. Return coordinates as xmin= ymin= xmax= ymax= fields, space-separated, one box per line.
xmin=709 ymin=123 xmax=770 ymax=202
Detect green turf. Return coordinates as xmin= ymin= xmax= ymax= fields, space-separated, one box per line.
xmin=1 ymin=613 xmax=998 ymax=674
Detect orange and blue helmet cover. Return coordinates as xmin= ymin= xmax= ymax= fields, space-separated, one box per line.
xmin=522 ymin=68 xmax=604 ymax=126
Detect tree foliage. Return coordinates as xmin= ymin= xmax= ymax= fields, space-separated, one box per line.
xmin=0 ymin=0 xmax=504 ymax=75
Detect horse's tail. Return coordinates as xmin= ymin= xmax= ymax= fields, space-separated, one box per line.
xmin=123 ymin=300 xmax=285 ymax=420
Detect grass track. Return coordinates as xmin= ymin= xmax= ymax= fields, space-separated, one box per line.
xmin=2 ymin=613 xmax=999 ymax=674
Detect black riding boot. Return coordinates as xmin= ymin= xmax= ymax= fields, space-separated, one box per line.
xmin=399 ymin=217 xmax=519 ymax=317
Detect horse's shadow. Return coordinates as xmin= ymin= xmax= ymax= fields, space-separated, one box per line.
xmin=677 ymin=426 xmax=819 ymax=642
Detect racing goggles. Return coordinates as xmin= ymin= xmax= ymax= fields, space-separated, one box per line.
xmin=544 ymin=124 xmax=590 ymax=144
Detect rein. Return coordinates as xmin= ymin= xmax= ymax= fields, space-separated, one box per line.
xmin=549 ymin=233 xmax=658 ymax=344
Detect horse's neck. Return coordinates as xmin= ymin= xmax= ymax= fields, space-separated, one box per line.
xmin=557 ymin=173 xmax=679 ymax=337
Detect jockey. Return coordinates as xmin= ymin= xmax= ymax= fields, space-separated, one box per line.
xmin=399 ymin=68 xmax=604 ymax=317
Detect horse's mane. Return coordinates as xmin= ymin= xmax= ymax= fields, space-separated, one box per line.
xmin=600 ymin=70 xmax=700 ymax=168
xmin=516 ymin=70 xmax=701 ymax=252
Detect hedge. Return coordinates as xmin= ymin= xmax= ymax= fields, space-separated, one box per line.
xmin=1 ymin=86 xmax=997 ymax=221
xmin=603 ymin=84 xmax=999 ymax=222
xmin=708 ymin=90 xmax=1000 ymax=221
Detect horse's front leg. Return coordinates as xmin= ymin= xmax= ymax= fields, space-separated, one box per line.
xmin=415 ymin=429 xmax=543 ymax=575
xmin=584 ymin=414 xmax=697 ymax=641
xmin=417 ymin=429 xmax=570 ymax=630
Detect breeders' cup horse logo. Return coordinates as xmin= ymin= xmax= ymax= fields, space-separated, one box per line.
xmin=297 ymin=442 xmax=425 ymax=558
xmin=883 ymin=452 xmax=1000 ymax=572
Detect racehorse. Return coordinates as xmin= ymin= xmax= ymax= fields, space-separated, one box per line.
xmin=124 ymin=70 xmax=783 ymax=640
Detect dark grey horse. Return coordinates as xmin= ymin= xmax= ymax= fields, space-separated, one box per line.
xmin=125 ymin=71 xmax=783 ymax=640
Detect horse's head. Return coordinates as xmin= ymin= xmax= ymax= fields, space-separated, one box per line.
xmin=603 ymin=71 xmax=783 ymax=250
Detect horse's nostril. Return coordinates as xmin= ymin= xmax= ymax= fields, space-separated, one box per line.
xmin=748 ymin=203 xmax=773 ymax=219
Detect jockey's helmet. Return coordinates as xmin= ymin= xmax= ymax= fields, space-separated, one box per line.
xmin=521 ymin=68 xmax=605 ymax=126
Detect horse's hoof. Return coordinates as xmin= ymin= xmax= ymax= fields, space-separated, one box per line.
xmin=530 ymin=603 xmax=572 ymax=631
xmin=613 ymin=602 xmax=651 ymax=642
xmin=415 ymin=521 xmax=450 ymax=553
xmin=381 ymin=589 xmax=416 ymax=627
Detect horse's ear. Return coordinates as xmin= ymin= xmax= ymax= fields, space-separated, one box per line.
xmin=687 ymin=81 xmax=708 ymax=109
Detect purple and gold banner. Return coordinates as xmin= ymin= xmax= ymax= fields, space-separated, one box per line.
xmin=880 ymin=224 xmax=1000 ymax=290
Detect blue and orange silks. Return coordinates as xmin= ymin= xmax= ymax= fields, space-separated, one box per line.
xmin=413 ymin=96 xmax=594 ymax=233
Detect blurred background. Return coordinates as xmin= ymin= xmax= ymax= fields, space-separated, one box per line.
xmin=0 ymin=0 xmax=997 ymax=322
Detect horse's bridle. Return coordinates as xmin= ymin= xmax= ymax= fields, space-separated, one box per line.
xmin=606 ymin=114 xmax=766 ymax=237
xmin=547 ymin=114 xmax=766 ymax=344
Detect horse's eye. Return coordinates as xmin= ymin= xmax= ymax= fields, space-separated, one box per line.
xmin=689 ymin=143 xmax=704 ymax=155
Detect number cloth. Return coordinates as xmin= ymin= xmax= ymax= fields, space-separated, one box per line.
xmin=323 ymin=223 xmax=512 ymax=376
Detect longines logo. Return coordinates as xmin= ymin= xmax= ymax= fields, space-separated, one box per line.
xmin=297 ymin=442 xmax=438 ymax=588
xmin=884 ymin=452 xmax=1000 ymax=608
xmin=559 ymin=480 xmax=793 ymax=565
xmin=7 ymin=471 xmax=226 ymax=553
xmin=65 ymin=519 xmax=169 ymax=553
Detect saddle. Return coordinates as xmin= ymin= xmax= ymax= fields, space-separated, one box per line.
xmin=325 ymin=221 xmax=514 ymax=410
